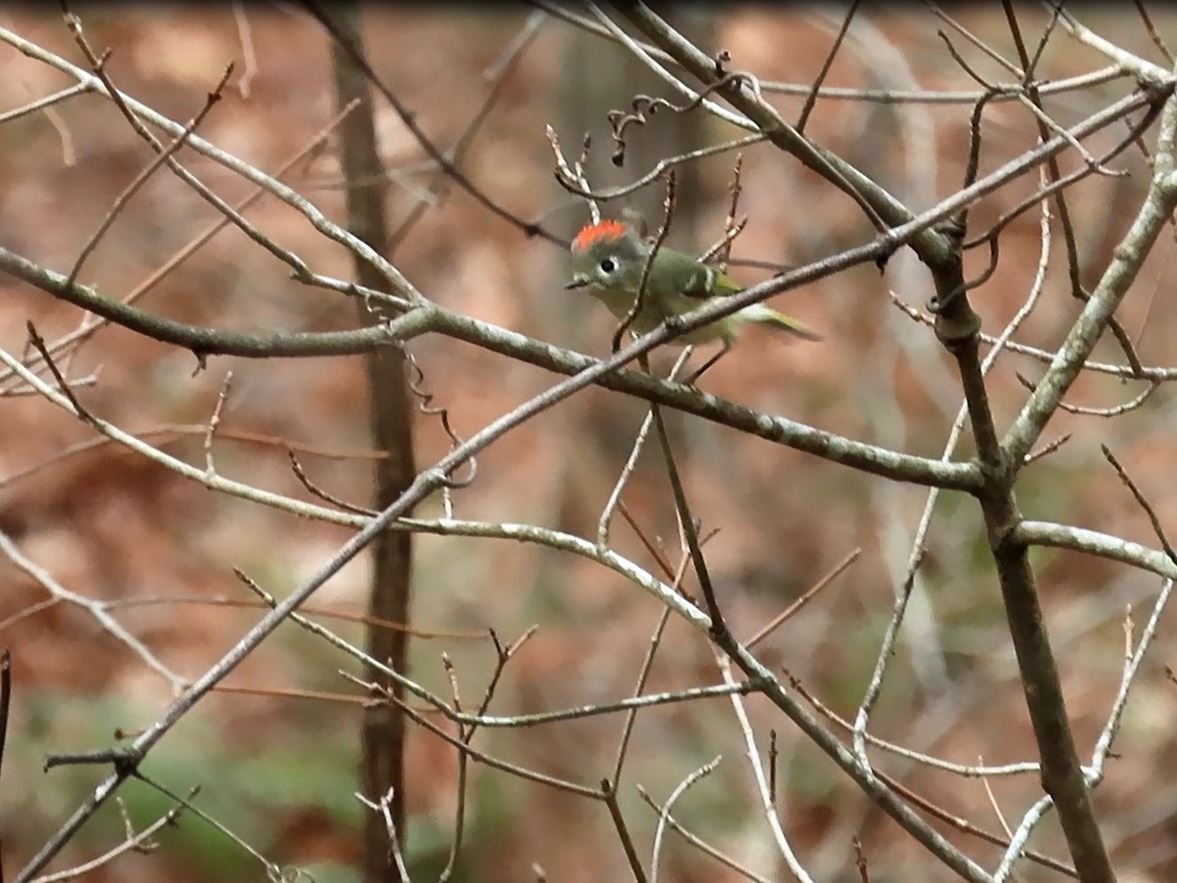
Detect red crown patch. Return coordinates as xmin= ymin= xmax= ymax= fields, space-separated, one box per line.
xmin=572 ymin=220 xmax=629 ymax=252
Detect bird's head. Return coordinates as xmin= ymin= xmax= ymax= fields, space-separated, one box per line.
xmin=565 ymin=220 xmax=647 ymax=292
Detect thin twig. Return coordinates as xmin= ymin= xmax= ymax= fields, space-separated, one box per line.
xmin=557 ymin=135 xmax=765 ymax=203
xmin=24 ymin=322 xmax=93 ymax=426
xmin=717 ymin=654 xmax=815 ymax=882
xmin=30 ymin=791 xmax=191 ymax=883
xmin=0 ymin=526 xmax=183 ymax=693
xmin=927 ymin=3 xmax=1023 ymax=76
xmin=1090 ymin=581 xmax=1174 ymax=778
xmin=0 ymin=649 xmax=9 ymax=823
xmin=598 ymin=348 xmax=693 ymax=549
xmin=1015 ymin=374 xmax=1159 ymax=417
xmin=9 ymin=99 xmax=357 ymax=381
xmin=1002 ymin=0 xmax=1145 ymax=379
xmin=1101 ymin=445 xmax=1177 ymax=564
xmin=60 ymin=9 xmax=319 ymax=287
xmin=851 ymin=556 xmax=924 ymax=766
xmin=1024 ymin=433 xmax=1073 ymax=465
xmin=202 ymin=371 xmax=233 ymax=479
xmin=610 ymin=551 xmax=693 ymax=788
xmin=650 ymin=757 xmax=721 ymax=883
xmin=1025 ymin=2 xmax=1065 ymax=82
xmin=699 ymin=217 xmax=748 ymax=266
xmin=546 ymin=124 xmax=601 ymax=224
xmin=715 ymin=154 xmax=745 ymax=272
xmin=979 ymin=756 xmax=1015 ymax=838
xmin=0 ymin=82 xmax=88 ymax=125
xmin=230 ymin=0 xmax=258 ymax=98
xmin=872 ymin=769 xmax=1077 ymax=878
xmin=603 ymin=779 xmax=649 ymax=883
xmin=612 ymin=171 xmax=676 ymax=352
xmin=649 ymin=380 xmax=723 ymax=632
xmin=305 ymin=3 xmax=564 ymax=245
xmin=994 ymin=572 xmax=1174 ymax=881
xmin=370 ymin=685 xmax=601 ymax=798
xmin=439 ymin=627 xmax=536 ymax=882
xmin=745 ymin=548 xmax=860 ymax=649
xmin=853 ymin=837 xmax=871 ymax=883
xmin=135 ymin=775 xmax=282 ymax=877
xmin=388 ymin=10 xmax=546 ymax=254
xmin=535 ymin=0 xmax=1125 ymax=101
xmin=0 ymin=372 xmax=100 ymax=399
xmin=636 ymin=786 xmax=772 ymax=883
xmin=796 ymin=0 xmax=860 ymax=134
xmin=355 ymin=787 xmax=411 ymax=883
xmin=891 ymin=291 xmax=1177 ymax=381
xmin=66 ymin=62 xmax=233 ymax=287
xmin=1132 ymin=0 xmax=1175 ymax=65
xmin=768 ymin=729 xmax=778 ymax=811
xmin=785 ymin=667 xmax=1048 ymax=778
xmin=242 ymin=567 xmax=729 ymax=733
xmin=288 ymin=450 xmax=376 ymax=516
xmin=963 ymin=99 xmax=1164 ymax=251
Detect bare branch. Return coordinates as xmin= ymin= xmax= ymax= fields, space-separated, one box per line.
xmin=1133 ymin=0 xmax=1175 ymax=64
xmin=1102 ymin=445 xmax=1177 ymax=564
xmin=796 ymin=0 xmax=860 ymax=133
xmin=1003 ymin=78 xmax=1177 ymax=464
xmin=650 ymin=757 xmax=721 ymax=883
xmin=745 ymin=548 xmax=860 ymax=650
xmin=612 ymin=171 xmax=677 ymax=352
xmin=66 ymin=62 xmax=233 ymax=287
xmin=603 ymin=779 xmax=649 ymax=883
xmin=0 ymin=526 xmax=184 ymax=693
xmin=1016 ymin=521 xmax=1177 ymax=580
xmin=0 ymin=82 xmax=88 ymax=125
xmin=636 ymin=786 xmax=772 ymax=883
xmin=717 ymin=654 xmax=815 ymax=883
xmin=304 ymin=4 xmax=565 ymax=246
xmin=30 ymin=791 xmax=191 ymax=883
xmin=355 ymin=788 xmax=410 ymax=883
xmin=1057 ymin=7 xmax=1173 ymax=87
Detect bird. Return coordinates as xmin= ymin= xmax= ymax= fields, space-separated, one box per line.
xmin=565 ymin=220 xmax=819 ymax=370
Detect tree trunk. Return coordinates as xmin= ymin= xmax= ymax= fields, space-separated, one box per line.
xmin=327 ymin=6 xmax=417 ymax=879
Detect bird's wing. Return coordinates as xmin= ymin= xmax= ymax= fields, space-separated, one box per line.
xmin=679 ymin=263 xmax=742 ymax=298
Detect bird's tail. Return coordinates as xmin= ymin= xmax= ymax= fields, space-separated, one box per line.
xmin=741 ymin=304 xmax=822 ymax=341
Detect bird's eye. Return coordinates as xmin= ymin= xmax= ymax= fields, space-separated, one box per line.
xmin=599 ymin=257 xmax=618 ymax=274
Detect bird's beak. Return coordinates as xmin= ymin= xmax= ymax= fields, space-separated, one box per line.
xmin=564 ymin=275 xmax=590 ymax=290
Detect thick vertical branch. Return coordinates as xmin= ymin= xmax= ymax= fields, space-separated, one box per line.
xmin=613 ymin=5 xmax=1134 ymax=879
xmin=929 ymin=194 xmax=1116 ymax=883
xmin=327 ymin=5 xmax=417 ymax=876
xmin=904 ymin=119 xmax=1118 ymax=883
xmin=989 ymin=76 xmax=1177 ymax=882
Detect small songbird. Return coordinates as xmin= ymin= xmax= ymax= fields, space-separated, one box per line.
xmin=565 ymin=220 xmax=820 ymax=349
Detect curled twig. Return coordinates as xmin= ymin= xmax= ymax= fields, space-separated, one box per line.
xmin=607 ymin=72 xmax=763 ymax=167
xmin=405 ymin=349 xmax=476 ymax=498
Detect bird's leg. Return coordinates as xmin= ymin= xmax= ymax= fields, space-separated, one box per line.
xmin=685 ymin=339 xmax=731 ymax=386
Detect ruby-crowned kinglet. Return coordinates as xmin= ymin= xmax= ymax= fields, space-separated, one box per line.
xmin=565 ymin=220 xmax=820 ymax=346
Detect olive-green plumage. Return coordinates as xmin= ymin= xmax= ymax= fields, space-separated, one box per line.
xmin=565 ymin=221 xmax=819 ymax=346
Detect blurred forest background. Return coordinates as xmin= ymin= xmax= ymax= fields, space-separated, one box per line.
xmin=1 ymin=4 xmax=1176 ymax=882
